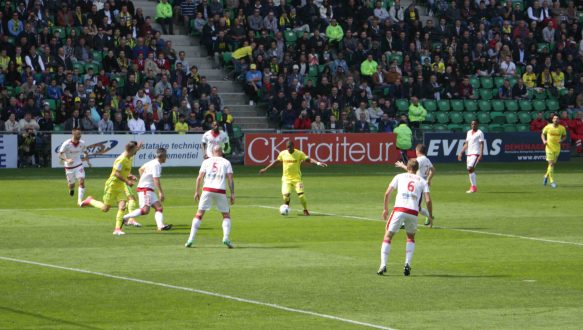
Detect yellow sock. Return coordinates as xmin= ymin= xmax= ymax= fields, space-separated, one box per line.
xmin=89 ymin=199 xmax=105 ymax=209
xmin=115 ymin=209 xmax=125 ymax=230
xmin=548 ymin=165 xmax=554 ymax=183
xmin=128 ymin=199 xmax=138 ymax=213
xmin=298 ymin=194 xmax=307 ymax=210
xmin=283 ymin=195 xmax=290 ymax=204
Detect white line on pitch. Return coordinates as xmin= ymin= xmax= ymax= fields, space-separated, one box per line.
xmin=0 ymin=256 xmax=394 ymax=330
xmin=251 ymin=205 xmax=583 ymax=247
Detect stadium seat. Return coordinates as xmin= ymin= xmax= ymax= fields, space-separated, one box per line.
xmin=46 ymin=99 xmax=57 ymax=111
xmin=420 ymin=124 xmax=433 ymax=132
xmin=519 ymin=100 xmax=532 ymax=111
xmin=505 ymin=112 xmax=518 ymax=124
xmin=447 ymin=124 xmax=465 ymax=132
xmin=307 ymin=66 xmax=319 ymax=77
xmin=491 ymin=100 xmax=505 ymax=111
xmin=451 ymin=99 xmax=464 ymax=111
xmin=518 ymin=112 xmax=532 ymax=124
xmin=488 ymin=124 xmax=505 ymax=132
xmin=470 ymin=77 xmax=480 ymax=89
xmin=436 ymin=112 xmax=450 ymax=124
xmin=546 ymin=99 xmax=559 ymax=112
xmin=396 ymin=99 xmax=409 ymax=112
xmin=450 ymin=112 xmax=464 ymax=124
xmin=503 ymin=124 xmax=517 ymax=132
xmin=433 ymin=124 xmax=449 ymax=132
xmin=425 ymin=112 xmax=436 ymax=123
xmin=517 ymin=124 xmax=530 ymax=132
xmin=73 ymin=62 xmax=85 ymax=74
xmin=480 ymin=77 xmax=494 ymax=89
xmin=534 ymin=89 xmax=547 ymax=100
xmin=537 ymin=43 xmax=549 ymax=53
xmin=437 ymin=100 xmax=450 ymax=111
xmin=533 ymin=100 xmax=546 ymax=112
xmin=464 ymin=99 xmax=478 ymax=112
xmin=508 ymin=77 xmax=517 ymax=87
xmin=423 ymin=100 xmax=437 ymax=112
xmin=490 ymin=112 xmax=506 ymax=124
xmin=494 ymin=76 xmax=505 ymax=88
xmin=463 ymin=112 xmax=477 ymax=124
xmin=389 ymin=53 xmax=403 ymax=65
xmin=478 ymin=100 xmax=491 ymax=111
xmin=504 ymin=100 xmax=518 ymax=112
xmin=92 ymin=51 xmax=103 ymax=62
xmin=304 ymin=76 xmax=317 ymax=86
xmin=479 ymin=89 xmax=493 ymax=100
xmin=477 ymin=112 xmax=491 ymax=124
xmin=284 ymin=30 xmax=297 ymax=44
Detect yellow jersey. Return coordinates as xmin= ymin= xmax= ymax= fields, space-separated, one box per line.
xmin=542 ymin=124 xmax=566 ymax=153
xmin=278 ymin=149 xmax=307 ymax=182
xmin=232 ymin=46 xmax=252 ymax=60
xmin=105 ymin=154 xmax=133 ymax=190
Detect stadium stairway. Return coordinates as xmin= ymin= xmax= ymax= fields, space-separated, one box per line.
xmin=133 ymin=0 xmax=270 ymax=130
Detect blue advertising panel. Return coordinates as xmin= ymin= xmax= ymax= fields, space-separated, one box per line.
xmin=424 ymin=132 xmax=571 ymax=162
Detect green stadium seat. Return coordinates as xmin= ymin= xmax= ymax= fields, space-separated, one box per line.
xmin=73 ymin=62 xmax=84 ymax=74
xmin=519 ymin=100 xmax=532 ymax=111
xmin=450 ymin=112 xmax=464 ymax=124
xmin=477 ymin=112 xmax=491 ymax=124
xmin=518 ymin=111 xmax=532 ymax=124
xmin=478 ymin=100 xmax=492 ymax=112
xmin=448 ymin=124 xmax=465 ymax=132
xmin=437 ymin=100 xmax=450 ymax=111
xmin=579 ymin=12 xmax=583 ymax=23
xmin=307 ymin=65 xmax=319 ymax=77
xmin=534 ymin=89 xmax=547 ymax=100
xmin=517 ymin=124 xmax=530 ymax=132
xmin=436 ymin=112 xmax=450 ymax=124
xmin=470 ymin=77 xmax=480 ymax=89
xmin=488 ymin=124 xmax=504 ymax=132
xmin=233 ymin=124 xmax=244 ymax=139
xmin=396 ymin=99 xmax=409 ymax=112
xmin=92 ymin=51 xmax=103 ymax=62
xmin=491 ymin=112 xmax=506 ymax=124
xmin=480 ymin=77 xmax=494 ymax=89
xmin=533 ymin=100 xmax=546 ymax=112
xmin=284 ymin=30 xmax=297 ymax=44
xmin=389 ymin=53 xmax=403 ymax=65
xmin=304 ymin=76 xmax=317 ymax=86
xmin=492 ymin=100 xmax=505 ymax=111
xmin=537 ymin=43 xmax=549 ymax=53
xmin=46 ymin=99 xmax=57 ymax=111
xmin=546 ymin=99 xmax=559 ymax=112
xmin=420 ymin=124 xmax=433 ymax=131
xmin=464 ymin=99 xmax=478 ymax=112
xmin=479 ymin=89 xmax=493 ymax=100
xmin=433 ymin=124 xmax=449 ymax=132
xmin=494 ymin=76 xmax=505 ymax=88
xmin=463 ymin=112 xmax=477 ymax=124
xmin=423 ymin=100 xmax=437 ymax=112
xmin=505 ymin=100 xmax=518 ymax=112
xmin=425 ymin=112 xmax=436 ymax=123
xmin=451 ymin=99 xmax=464 ymax=111
xmin=503 ymin=124 xmax=517 ymax=132
xmin=505 ymin=112 xmax=518 ymax=124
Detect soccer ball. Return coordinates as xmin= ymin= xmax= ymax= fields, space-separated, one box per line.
xmin=279 ymin=204 xmax=290 ymax=216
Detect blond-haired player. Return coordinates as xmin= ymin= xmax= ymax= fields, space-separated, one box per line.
xmin=58 ymin=128 xmax=91 ymax=205
xmin=378 ymin=159 xmax=433 ymax=277
xmin=541 ymin=114 xmax=567 ymax=188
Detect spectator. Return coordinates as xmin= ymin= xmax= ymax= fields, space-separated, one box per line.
xmin=98 ymin=112 xmax=114 ymax=134
xmin=174 ymin=114 xmax=188 ymax=134
xmin=571 ymin=112 xmax=583 ymax=155
xmin=245 ymin=64 xmax=262 ymax=105
xmin=354 ymin=113 xmax=370 ymax=133
xmin=360 ymin=54 xmax=378 ymax=83
xmin=5 ymin=113 xmax=20 ymax=133
xmin=294 ymin=110 xmax=311 ymax=130
xmin=156 ymin=0 xmax=174 ymax=35
xmin=128 ymin=114 xmax=146 ymax=134
xmin=393 ymin=119 xmax=413 ymax=163
xmin=408 ymin=96 xmax=427 ymax=129
xmin=326 ymin=18 xmax=344 ymax=48
xmin=311 ymin=115 xmax=326 ymax=133
xmin=81 ymin=109 xmax=98 ymax=131
xmin=18 ymin=113 xmax=40 ymax=133
xmin=530 ymin=112 xmax=547 ymax=132
xmin=112 ymin=112 xmax=128 ymax=132
xmin=378 ymin=113 xmax=394 ymax=133
xmin=512 ymin=79 xmax=529 ymax=99
xmin=187 ymin=111 xmax=203 ymax=132
xmin=498 ymin=80 xmax=513 ymax=99
xmin=181 ymin=0 xmax=197 ymax=34
xmin=499 ymin=55 xmax=516 ymax=77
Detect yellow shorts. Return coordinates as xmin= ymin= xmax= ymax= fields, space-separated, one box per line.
xmin=103 ymin=186 xmax=127 ymax=206
xmin=124 ymin=184 xmax=137 ymax=199
xmin=546 ymin=150 xmax=559 ymax=162
xmin=282 ymin=179 xmax=304 ymax=195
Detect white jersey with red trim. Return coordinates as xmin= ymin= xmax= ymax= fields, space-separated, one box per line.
xmin=416 ymin=155 xmax=433 ymax=180
xmin=200 ymin=156 xmax=233 ymax=191
xmin=137 ymin=159 xmax=162 ymax=190
xmin=201 ymin=130 xmax=229 ymax=158
xmin=389 ymin=173 xmax=429 ymax=212
xmin=465 ymin=129 xmax=485 ymax=155
xmin=59 ymin=139 xmax=86 ymax=168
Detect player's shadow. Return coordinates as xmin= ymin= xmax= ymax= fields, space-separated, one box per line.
xmin=414 ymin=274 xmax=510 ymax=278
xmin=0 ymin=306 xmax=101 ymax=329
xmin=231 ymin=245 xmax=301 ymax=249
xmin=480 ymin=191 xmax=533 ymax=194
xmin=238 ymin=196 xmax=280 ymax=199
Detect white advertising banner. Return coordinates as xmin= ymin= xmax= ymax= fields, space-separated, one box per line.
xmin=0 ymin=135 xmax=18 ymax=168
xmin=51 ymin=134 xmax=204 ymax=168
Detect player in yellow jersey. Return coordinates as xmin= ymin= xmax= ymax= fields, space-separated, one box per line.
xmin=80 ymin=141 xmax=142 ymax=235
xmin=541 ymin=114 xmax=566 ymax=188
xmin=259 ymin=140 xmax=327 ymax=215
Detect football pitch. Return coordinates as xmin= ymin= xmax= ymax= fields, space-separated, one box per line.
xmin=1 ymin=162 xmax=582 ymax=329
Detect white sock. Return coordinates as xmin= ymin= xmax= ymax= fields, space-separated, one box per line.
xmin=469 ymin=172 xmax=477 ymax=186
xmin=420 ymin=208 xmax=429 ymax=217
xmin=123 ymin=208 xmax=144 ymax=221
xmin=405 ymin=240 xmax=415 ymax=265
xmin=380 ymin=241 xmax=391 ymax=267
xmin=155 ymin=211 xmax=164 ymax=229
xmin=222 ymin=218 xmax=231 ymax=241
xmin=188 ymin=218 xmax=201 ymax=242
xmin=78 ymin=187 xmax=85 ymax=203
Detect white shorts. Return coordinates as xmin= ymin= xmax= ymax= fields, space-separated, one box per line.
xmin=65 ymin=165 xmax=85 ymax=185
xmin=198 ymin=191 xmax=229 ymax=212
xmin=137 ymin=188 xmax=158 ymax=207
xmin=386 ymin=210 xmax=418 ymax=234
xmin=466 ymin=155 xmax=480 ymax=169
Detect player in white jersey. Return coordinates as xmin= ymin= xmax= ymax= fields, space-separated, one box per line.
xmin=58 ymin=128 xmax=91 ymax=205
xmin=457 ymin=120 xmax=485 ymax=193
xmin=122 ymin=148 xmax=172 ymax=231
xmin=186 ymin=145 xmax=235 ymax=248
xmin=377 ymin=159 xmax=433 ymax=277
xmin=201 ymin=121 xmax=230 ymax=159
xmin=395 ymin=144 xmax=435 ymax=226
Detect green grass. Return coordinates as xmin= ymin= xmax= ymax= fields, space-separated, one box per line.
xmin=1 ymin=162 xmax=583 ymax=329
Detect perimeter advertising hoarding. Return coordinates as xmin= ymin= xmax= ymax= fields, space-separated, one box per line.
xmin=244 ymin=133 xmax=399 ymax=165
xmin=0 ymin=135 xmax=18 ymax=168
xmin=51 ymin=134 xmax=204 ymax=168
xmin=424 ymin=133 xmax=570 ymax=162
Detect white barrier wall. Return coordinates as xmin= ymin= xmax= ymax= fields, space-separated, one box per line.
xmin=0 ymin=135 xmax=18 ymax=168
xmin=51 ymin=134 xmax=204 ymax=168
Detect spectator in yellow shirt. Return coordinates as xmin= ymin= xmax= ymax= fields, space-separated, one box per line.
xmin=551 ymin=67 xmax=565 ymax=89
xmin=175 ymin=114 xmax=189 ymax=134
xmin=522 ymin=65 xmax=537 ymax=88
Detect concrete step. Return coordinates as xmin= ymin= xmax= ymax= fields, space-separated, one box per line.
xmin=206 ymin=81 xmax=241 ymax=92
xmin=173 ymin=45 xmax=207 ymax=57
xmin=226 ymin=105 xmax=264 ymax=116
xmin=236 ymin=122 xmax=270 ymax=130
xmin=220 ymin=92 xmax=248 ymax=104
xmin=235 ymin=116 xmax=269 ymax=125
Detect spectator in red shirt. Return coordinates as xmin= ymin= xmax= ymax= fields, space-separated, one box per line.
xmin=294 ymin=111 xmax=311 ymax=130
xmin=458 ymin=77 xmax=477 ymax=99
xmin=530 ymin=112 xmax=547 ymax=132
xmin=558 ymin=111 xmax=574 ymax=131
xmin=570 ymin=112 xmax=583 ymax=154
